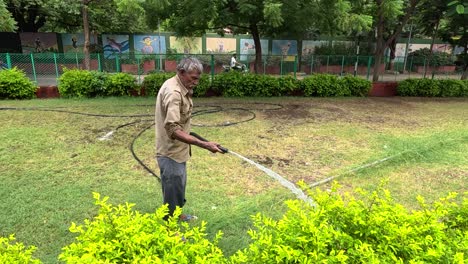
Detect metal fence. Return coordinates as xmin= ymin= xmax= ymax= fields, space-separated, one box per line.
xmin=0 ymin=52 xmax=463 ymax=86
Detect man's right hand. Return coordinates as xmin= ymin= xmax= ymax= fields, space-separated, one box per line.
xmin=202 ymin=141 xmax=224 ymax=153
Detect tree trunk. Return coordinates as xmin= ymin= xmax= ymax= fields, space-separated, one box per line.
xmin=372 ymin=1 xmax=385 ymax=82
xmin=297 ymin=38 xmax=303 ymax=72
xmin=387 ymin=37 xmax=397 ymax=71
xmin=462 ymin=64 xmax=468 ymax=80
xmin=82 ymin=1 xmax=91 ymax=70
xmin=373 ymin=0 xmax=420 ymax=82
xmin=250 ymin=24 xmax=262 ymax=74
xmin=424 ymin=21 xmax=440 ymax=78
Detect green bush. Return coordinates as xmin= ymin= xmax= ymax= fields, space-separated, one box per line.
xmin=278 ymin=76 xmax=301 ymax=96
xmin=397 ymin=79 xmax=419 ymax=96
xmin=0 ymin=235 xmax=41 ymax=263
xmin=193 ymin=74 xmax=211 ymax=97
xmin=438 ymin=79 xmax=468 ymax=97
xmin=59 ymin=193 xmax=225 ymax=263
xmin=230 ymin=184 xmax=468 ymax=263
xmin=301 ymin=74 xmax=349 ymax=97
xmin=212 ymin=72 xmax=283 ymax=97
xmin=398 ymin=78 xmax=467 ymax=97
xmin=58 ymin=69 xmax=102 ymax=98
xmin=341 ymin=75 xmax=372 ymax=97
xmin=105 ymin=73 xmax=137 ymax=96
xmin=0 ymin=67 xmax=37 ymax=99
xmin=415 ymin=78 xmax=440 ymax=97
xmin=141 ymin=72 xmax=176 ymax=96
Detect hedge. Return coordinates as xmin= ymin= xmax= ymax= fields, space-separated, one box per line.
xmin=0 ymin=67 xmax=37 ymax=99
xmin=398 ymin=78 xmax=468 ymax=97
xmin=4 ymin=186 xmax=467 ymax=263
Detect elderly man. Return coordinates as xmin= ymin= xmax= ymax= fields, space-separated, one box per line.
xmin=155 ymin=57 xmax=224 ymax=221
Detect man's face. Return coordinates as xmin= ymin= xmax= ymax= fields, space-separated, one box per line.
xmin=179 ymin=70 xmax=200 ymax=90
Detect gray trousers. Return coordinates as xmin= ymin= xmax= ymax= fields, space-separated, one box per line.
xmin=157 ymin=156 xmax=187 ymax=218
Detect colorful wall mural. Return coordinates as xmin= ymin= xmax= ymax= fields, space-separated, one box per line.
xmin=169 ymin=36 xmax=202 ymax=54
xmin=206 ymin=37 xmax=236 ymax=53
xmin=61 ymin=33 xmax=98 ymax=53
xmin=239 ymin=39 xmax=268 ymax=61
xmin=302 ymin=40 xmax=327 ymax=55
xmin=134 ymin=35 xmax=166 ymax=54
xmin=272 ymin=40 xmax=297 ymax=56
xmin=102 ymin=34 xmax=129 ymax=59
xmin=20 ymin=33 xmax=58 ymax=53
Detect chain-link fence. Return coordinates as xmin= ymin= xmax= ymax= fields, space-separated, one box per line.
xmin=0 ymin=52 xmax=464 ymax=86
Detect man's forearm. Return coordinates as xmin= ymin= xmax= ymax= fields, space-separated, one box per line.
xmin=172 ymin=129 xmax=207 ymax=148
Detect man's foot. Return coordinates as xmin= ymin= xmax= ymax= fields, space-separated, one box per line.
xmin=179 ymin=214 xmax=198 ymax=222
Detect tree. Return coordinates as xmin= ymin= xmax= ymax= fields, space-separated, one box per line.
xmin=415 ymin=0 xmax=450 ymax=77
xmin=152 ymin=0 xmax=372 ymax=73
xmin=0 ymin=0 xmax=17 ymax=32
xmin=5 ymin=0 xmax=50 ymax=32
xmin=264 ymin=0 xmax=372 ymax=71
xmin=372 ymin=0 xmax=421 ymax=81
xmin=440 ymin=2 xmax=468 ymax=79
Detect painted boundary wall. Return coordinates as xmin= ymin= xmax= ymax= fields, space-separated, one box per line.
xmin=0 ymin=32 xmax=463 ymax=59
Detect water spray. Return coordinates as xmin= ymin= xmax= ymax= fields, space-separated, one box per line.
xmin=190 ymin=132 xmax=316 ymax=206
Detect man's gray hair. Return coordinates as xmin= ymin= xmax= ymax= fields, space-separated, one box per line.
xmin=176 ymin=57 xmax=203 ymax=73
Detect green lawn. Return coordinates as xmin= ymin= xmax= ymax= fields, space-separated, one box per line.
xmin=0 ymin=97 xmax=467 ymax=263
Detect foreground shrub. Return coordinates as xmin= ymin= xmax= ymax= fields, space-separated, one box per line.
xmin=141 ymin=72 xmax=175 ymax=96
xmin=0 ymin=67 xmax=37 ymax=99
xmin=212 ymin=72 xmax=300 ymax=97
xmin=59 ymin=193 xmax=225 ymax=263
xmin=0 ymin=235 xmax=41 ymax=263
xmin=341 ymin=75 xmax=372 ymax=96
xmin=105 ymin=73 xmax=137 ymax=96
xmin=58 ymin=69 xmax=100 ymax=97
xmin=231 ymin=184 xmax=467 ymax=263
xmin=302 ymin=74 xmax=349 ymax=96
xmin=398 ymin=78 xmax=468 ymax=97
xmin=438 ymin=79 xmax=468 ymax=97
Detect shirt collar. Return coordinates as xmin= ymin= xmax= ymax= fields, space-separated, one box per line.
xmin=175 ymin=74 xmax=189 ymax=96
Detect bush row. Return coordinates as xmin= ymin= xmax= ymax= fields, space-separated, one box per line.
xmin=58 ymin=69 xmax=137 ymax=97
xmin=2 ymin=68 xmax=468 ymax=99
xmin=397 ymin=78 xmax=468 ymax=97
xmin=0 ymin=67 xmax=37 ymax=99
xmin=146 ymin=72 xmax=372 ymax=97
xmin=4 ymin=187 xmax=467 ymax=263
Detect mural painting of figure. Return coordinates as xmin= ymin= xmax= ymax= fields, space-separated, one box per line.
xmin=218 ymin=40 xmax=224 ymax=52
xmin=35 ymin=38 xmax=43 ymax=52
xmin=72 ymin=36 xmax=78 ymax=49
xmin=281 ymin=41 xmax=291 ymax=55
xmin=141 ymin=36 xmax=156 ymax=54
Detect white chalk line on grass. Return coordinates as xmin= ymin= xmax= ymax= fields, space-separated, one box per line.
xmin=229 ymin=150 xmax=317 ymax=207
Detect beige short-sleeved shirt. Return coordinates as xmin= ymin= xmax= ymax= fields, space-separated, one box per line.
xmin=155 ymin=75 xmax=193 ymax=163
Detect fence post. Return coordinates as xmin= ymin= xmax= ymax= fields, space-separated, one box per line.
xmin=116 ymin=55 xmax=120 ymax=72
xmin=366 ymin=56 xmax=371 ymax=80
xmin=340 ymin=55 xmax=345 ymax=76
xmin=137 ymin=57 xmax=141 ymax=83
xmin=210 ymin=54 xmax=214 ymax=80
xmin=30 ymin=53 xmax=37 ymax=83
xmin=310 ymin=55 xmax=314 ymax=74
xmin=53 ymin=53 xmax=59 ymax=79
xmin=294 ymin=55 xmax=297 ymax=79
xmin=326 ymin=55 xmax=330 ymax=72
xmin=75 ymin=53 xmax=79 ymax=68
xmin=6 ymin=53 xmax=12 ymax=68
xmin=98 ymin=53 xmax=102 ymax=72
xmin=280 ymin=55 xmax=283 ymax=76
